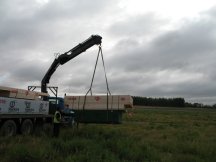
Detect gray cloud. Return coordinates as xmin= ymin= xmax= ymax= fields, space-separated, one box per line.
xmin=1 ymin=1 xmax=216 ymax=105
xmin=109 ymin=14 xmax=216 ymax=71
xmin=108 ymin=13 xmax=167 ymax=38
xmin=104 ymin=7 xmax=216 ymax=104
xmin=0 ymin=0 xmax=116 ymax=52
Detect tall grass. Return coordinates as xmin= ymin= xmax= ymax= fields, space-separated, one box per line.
xmin=0 ymin=107 xmax=216 ymax=162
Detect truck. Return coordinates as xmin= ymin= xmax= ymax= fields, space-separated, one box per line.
xmin=0 ymin=35 xmax=102 ymax=136
xmin=0 ymin=86 xmax=51 ymax=136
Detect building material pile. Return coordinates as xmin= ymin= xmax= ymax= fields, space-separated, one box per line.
xmin=64 ymin=95 xmax=133 ymax=110
xmin=0 ymin=86 xmax=49 ymax=115
xmin=0 ymin=86 xmax=48 ymax=100
xmin=64 ymin=95 xmax=133 ymax=123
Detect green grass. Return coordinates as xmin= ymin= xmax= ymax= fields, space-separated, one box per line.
xmin=0 ymin=107 xmax=216 ymax=162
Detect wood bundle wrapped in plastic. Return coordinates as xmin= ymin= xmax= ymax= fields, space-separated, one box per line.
xmin=0 ymin=86 xmax=49 ymax=100
xmin=64 ymin=95 xmax=133 ymax=110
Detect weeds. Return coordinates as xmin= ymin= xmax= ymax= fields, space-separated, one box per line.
xmin=0 ymin=107 xmax=215 ymax=162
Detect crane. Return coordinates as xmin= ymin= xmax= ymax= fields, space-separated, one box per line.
xmin=41 ymin=35 xmax=102 ymax=100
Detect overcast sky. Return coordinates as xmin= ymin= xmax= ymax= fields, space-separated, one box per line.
xmin=1 ymin=0 xmax=216 ymax=105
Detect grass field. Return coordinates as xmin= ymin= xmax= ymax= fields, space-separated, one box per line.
xmin=0 ymin=107 xmax=216 ymax=162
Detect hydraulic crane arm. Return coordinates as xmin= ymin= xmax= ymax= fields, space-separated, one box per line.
xmin=41 ymin=35 xmax=102 ymax=98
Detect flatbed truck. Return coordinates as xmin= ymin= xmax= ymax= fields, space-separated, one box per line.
xmin=0 ymin=86 xmax=52 ymax=136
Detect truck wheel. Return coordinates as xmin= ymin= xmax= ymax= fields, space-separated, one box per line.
xmin=21 ymin=119 xmax=33 ymax=135
xmin=0 ymin=120 xmax=17 ymax=136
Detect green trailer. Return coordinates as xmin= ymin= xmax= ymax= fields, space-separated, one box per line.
xmin=73 ymin=109 xmax=124 ymax=124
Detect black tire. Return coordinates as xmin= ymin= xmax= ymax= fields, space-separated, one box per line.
xmin=21 ymin=119 xmax=33 ymax=135
xmin=0 ymin=120 xmax=17 ymax=136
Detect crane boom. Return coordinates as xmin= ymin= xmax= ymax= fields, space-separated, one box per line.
xmin=41 ymin=35 xmax=102 ymax=99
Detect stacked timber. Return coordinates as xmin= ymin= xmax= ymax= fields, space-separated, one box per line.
xmin=64 ymin=95 xmax=133 ymax=123
xmin=0 ymin=86 xmax=50 ymax=115
xmin=64 ymin=95 xmax=133 ymax=111
xmin=0 ymin=86 xmax=48 ymax=100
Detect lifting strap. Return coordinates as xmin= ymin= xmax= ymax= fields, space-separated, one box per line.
xmin=80 ymin=45 xmax=111 ymax=123
xmin=86 ymin=45 xmax=111 ymax=96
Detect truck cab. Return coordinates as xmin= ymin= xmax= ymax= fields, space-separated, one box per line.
xmin=48 ymin=97 xmax=75 ymax=125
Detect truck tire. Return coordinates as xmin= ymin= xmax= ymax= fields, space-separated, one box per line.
xmin=21 ymin=119 xmax=33 ymax=135
xmin=0 ymin=120 xmax=17 ymax=136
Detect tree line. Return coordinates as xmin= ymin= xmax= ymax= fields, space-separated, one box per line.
xmin=132 ymin=96 xmax=216 ymax=108
xmin=132 ymin=96 xmax=185 ymax=107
